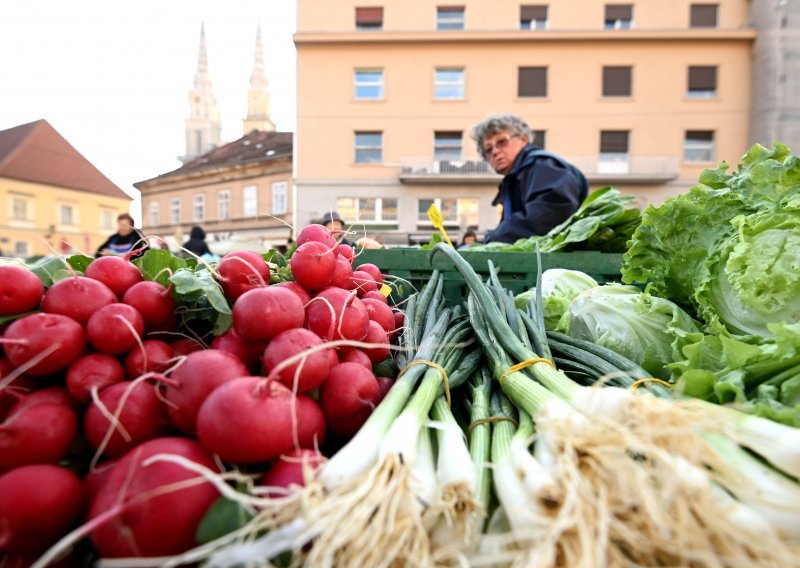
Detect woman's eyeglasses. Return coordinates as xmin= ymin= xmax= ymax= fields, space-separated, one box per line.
xmin=482 ymin=133 xmax=519 ymax=157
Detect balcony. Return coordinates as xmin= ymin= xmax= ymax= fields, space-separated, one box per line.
xmin=398 ymin=157 xmax=501 ymax=185
xmin=568 ymin=155 xmax=680 ymax=184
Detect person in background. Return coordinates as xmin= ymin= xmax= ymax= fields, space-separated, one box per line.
xmin=95 ymin=213 xmax=148 ymax=258
xmin=470 ymin=114 xmax=588 ymax=244
xmin=458 ymin=229 xmax=477 ymax=250
xmin=183 ymin=226 xmax=211 ymax=257
xmin=322 ymin=211 xmax=354 ymax=246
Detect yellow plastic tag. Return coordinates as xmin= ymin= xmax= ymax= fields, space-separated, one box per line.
xmin=380 ymin=283 xmax=392 ymax=297
xmin=426 ymin=204 xmax=454 ymax=248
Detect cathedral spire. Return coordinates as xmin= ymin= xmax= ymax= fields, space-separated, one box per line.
xmin=243 ymin=22 xmax=276 ymax=134
xmin=182 ymin=21 xmax=222 ymax=163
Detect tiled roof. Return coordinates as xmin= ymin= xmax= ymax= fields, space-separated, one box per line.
xmin=0 ymin=119 xmax=130 ymax=200
xmin=138 ymin=130 xmax=293 ymax=185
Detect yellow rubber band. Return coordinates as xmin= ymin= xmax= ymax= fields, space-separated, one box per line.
xmin=467 ymin=416 xmax=519 ymax=433
xmin=499 ymin=357 xmax=555 ymax=384
xmin=398 ymin=359 xmax=451 ymax=407
xmin=629 ymin=377 xmax=673 ymax=390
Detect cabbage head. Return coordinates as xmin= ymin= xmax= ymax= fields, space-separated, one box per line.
xmin=514 ymin=269 xmax=598 ymax=330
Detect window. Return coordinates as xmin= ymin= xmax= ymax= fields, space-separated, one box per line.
xmin=354 ymin=69 xmax=384 ymax=100
xmin=690 ymin=4 xmax=718 ymax=28
xmin=243 ymin=186 xmax=258 ymax=217
xmin=520 ymin=5 xmax=548 ymax=29
xmin=684 ymin=131 xmax=714 ymax=162
xmin=59 ymin=204 xmax=75 ymax=226
xmin=437 ymin=6 xmax=465 ymax=30
xmin=355 ymin=7 xmax=383 ymax=30
xmin=435 ymin=68 xmax=465 ymax=99
xmin=434 ymin=131 xmax=463 ymax=159
xmin=272 ymin=182 xmax=288 ymax=215
xmin=605 ymin=5 xmax=633 ymax=29
xmin=603 ymin=66 xmax=632 ymax=97
xmin=12 ymin=196 xmax=30 ymax=220
xmin=599 ymin=130 xmax=630 ymax=173
xmin=149 ymin=201 xmax=160 ymax=226
xmin=518 ymin=66 xmax=547 ymax=97
xmin=192 ymin=194 xmax=205 ymax=222
xmin=170 ymin=198 xmax=181 ymax=225
xmin=336 ymin=197 xmax=398 ymax=222
xmin=418 ymin=198 xmax=479 ymax=226
xmin=218 ymin=190 xmax=230 ymax=220
xmin=14 ymin=241 xmax=29 ymax=258
xmin=688 ymin=66 xmax=717 ymax=97
xmin=101 ymin=208 xmax=114 ymax=229
xmin=354 ymin=132 xmax=383 ymax=163
xmin=532 ymin=130 xmax=546 ymax=149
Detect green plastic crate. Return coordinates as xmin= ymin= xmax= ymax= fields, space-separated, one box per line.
xmin=354 ymin=248 xmax=624 ymax=306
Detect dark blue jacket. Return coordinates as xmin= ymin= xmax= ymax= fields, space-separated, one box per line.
xmin=484 ymin=145 xmax=587 ymax=244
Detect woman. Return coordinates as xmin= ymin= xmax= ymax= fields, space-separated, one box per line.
xmin=95 ymin=213 xmax=148 ymax=258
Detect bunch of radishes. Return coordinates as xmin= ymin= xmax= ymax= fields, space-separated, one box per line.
xmin=0 ymin=223 xmax=402 ymax=564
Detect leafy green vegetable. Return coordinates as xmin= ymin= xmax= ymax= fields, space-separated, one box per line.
xmin=514 ymin=269 xmax=598 ymax=330
xmin=66 ymin=255 xmax=94 ymax=273
xmin=134 ymin=249 xmax=189 ymax=287
xmin=557 ymin=284 xmax=702 ymax=378
xmin=169 ymin=267 xmax=232 ymax=336
xmin=26 ymin=256 xmax=69 ymax=287
xmin=196 ymin=493 xmax=255 ymax=545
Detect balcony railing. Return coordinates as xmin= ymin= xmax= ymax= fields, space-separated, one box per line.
xmin=398 ymin=157 xmax=500 ymax=184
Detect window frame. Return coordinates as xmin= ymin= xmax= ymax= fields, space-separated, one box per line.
xmin=433 ymin=131 xmax=463 ymax=160
xmin=354 ymin=68 xmax=384 ymax=100
xmin=684 ymin=130 xmax=715 ymax=162
xmin=192 ymin=193 xmax=205 ymax=223
xmin=687 ymin=65 xmax=718 ymax=98
xmin=218 ymin=190 xmax=230 ymax=221
xmin=417 ymin=197 xmax=479 ymax=226
xmin=149 ymin=201 xmax=160 ymax=226
xmin=354 ymin=131 xmax=383 ymax=164
xmin=520 ymin=5 xmax=548 ymax=30
xmin=436 ymin=6 xmax=465 ymax=30
xmin=100 ymin=208 xmax=115 ymax=230
xmin=690 ymin=3 xmax=718 ymax=28
xmin=604 ymin=4 xmax=633 ymax=29
xmin=335 ymin=196 xmax=398 ymax=223
xmin=434 ymin=67 xmax=466 ymax=100
xmin=355 ymin=6 xmax=383 ymax=30
xmin=518 ymin=66 xmax=548 ymax=98
xmin=14 ymin=241 xmax=30 ymax=258
xmin=243 ymin=185 xmax=258 ymax=217
xmin=272 ymin=181 xmax=288 ymax=215
xmin=170 ymin=198 xmax=181 ymax=225
xmin=602 ymin=65 xmax=633 ymax=97
xmin=59 ymin=204 xmax=76 ymax=226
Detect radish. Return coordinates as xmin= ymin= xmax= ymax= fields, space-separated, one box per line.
xmin=83 ymin=458 xmax=118 ymax=507
xmin=391 ymin=310 xmax=405 ymax=341
xmin=85 ymin=256 xmax=143 ymax=300
xmin=295 ymin=395 xmax=327 ymax=450
xmin=340 ymin=349 xmax=372 ymax=370
xmin=376 ymin=376 xmax=394 ymax=402
xmin=84 ymin=380 xmax=169 ymax=457
xmin=296 ymin=224 xmax=337 ymax=249
xmin=327 ymin=348 xmax=340 ymax=369
xmin=330 ymin=256 xmax=356 ymax=290
xmin=211 ymin=327 xmax=265 ymax=374
xmin=0 ymin=387 xmax=78 ymax=470
xmin=66 ymin=353 xmax=125 ymax=403
xmin=0 ymin=266 xmax=44 ymax=316
xmin=197 ymin=377 xmax=315 ymax=463
xmin=362 ymin=320 xmax=391 ymax=363
xmin=262 ymin=328 xmax=334 ymax=393
xmin=337 ymin=243 xmax=355 ymax=264
xmin=217 ymin=250 xmax=270 ymax=301
xmin=273 ymin=281 xmax=311 ymax=305
xmin=290 ymin=241 xmax=337 ymax=292
xmin=122 ymin=281 xmax=177 ymax=332
xmin=233 ymin=286 xmax=305 ymax=343
xmin=305 ymin=287 xmax=370 ymax=346
xmin=352 ymin=270 xmax=378 ymax=296
xmin=165 ymin=349 xmax=248 ymax=435
xmin=41 ymin=276 xmax=116 ymax=325
xmin=259 ymin=448 xmax=325 ymax=497
xmin=171 ymin=338 xmax=203 ymax=356
xmin=356 ymin=262 xmax=384 ymax=284
xmin=0 ymin=357 xmax=35 ymax=395
xmin=319 ymin=363 xmax=380 ymax=438
xmin=3 ymin=313 xmax=86 ymax=376
xmin=86 ymin=303 xmax=145 ymax=355
xmin=124 ymin=339 xmax=174 ymax=379
xmin=0 ymin=464 xmax=83 ymax=553
xmin=89 ymin=437 xmax=220 ymax=558
xmin=362 ymin=297 xmax=394 ymax=332
xmin=362 ymin=290 xmax=389 ymax=305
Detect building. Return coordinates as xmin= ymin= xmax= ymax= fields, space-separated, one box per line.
xmin=0 ymin=119 xmax=131 ymax=258
xmin=244 ymin=23 xmax=277 ymax=134
xmin=182 ymin=23 xmax=223 ymax=163
xmin=294 ymin=0 xmax=756 ymax=244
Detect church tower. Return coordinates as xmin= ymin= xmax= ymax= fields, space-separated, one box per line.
xmin=243 ymin=23 xmax=276 ymax=134
xmin=182 ymin=22 xmax=222 ymax=162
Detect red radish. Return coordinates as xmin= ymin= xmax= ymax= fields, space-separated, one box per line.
xmin=296 ymin=224 xmax=337 ymax=249
xmin=0 ymin=357 xmax=35 ymax=396
xmin=211 ymin=328 xmax=265 ymax=374
xmin=337 ymin=243 xmax=355 ymax=264
xmin=356 ymin=263 xmax=383 ymax=284
xmin=362 ymin=320 xmax=390 ymax=363
xmin=0 ymin=266 xmax=44 ymax=316
xmin=3 ymin=313 xmax=86 ymax=376
xmin=233 ymin=286 xmax=305 ymax=343
xmin=295 ymin=396 xmax=327 ymax=449
xmin=197 ymin=377 xmax=313 ymax=463
xmin=273 ymin=281 xmax=311 ymax=305
xmin=67 ymin=353 xmax=126 ymax=403
xmin=352 ymin=270 xmax=378 ymax=296
xmin=330 ymin=256 xmax=355 ymax=290
xmin=217 ymin=250 xmax=270 ymax=301
xmin=341 ymin=349 xmax=372 ymax=370
xmin=89 ymin=437 xmax=220 ymax=558
xmin=83 ymin=458 xmax=118 ymax=508
xmin=0 ymin=465 xmax=82 ymax=553
xmin=124 ymin=339 xmax=174 ymax=379
xmin=262 ymin=328 xmax=334 ymax=393
xmin=165 ymin=349 xmax=248 ymax=435
xmin=305 ymin=287 xmax=370 ymax=345
xmin=376 ymin=377 xmax=394 ymax=402
xmin=122 ymin=281 xmax=177 ymax=332
xmin=259 ymin=449 xmax=324 ymax=497
xmin=171 ymin=338 xmax=203 ymax=356
xmin=362 ymin=290 xmax=389 ymax=305
xmin=290 ymin=241 xmax=337 ymax=292
xmin=86 ymin=303 xmax=145 ymax=355
xmin=84 ymin=380 xmax=169 ymax=457
xmin=42 ymin=276 xmax=116 ymax=325
xmin=0 ymin=388 xmax=78 ymax=470
xmin=320 ymin=363 xmax=380 ymax=437
xmin=392 ymin=310 xmax=405 ymax=340
xmin=85 ymin=256 xmax=143 ymax=299
xmin=362 ymin=297 xmax=395 ymax=332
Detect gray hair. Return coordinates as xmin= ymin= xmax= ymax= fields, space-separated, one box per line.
xmin=470 ymin=114 xmax=533 ymax=157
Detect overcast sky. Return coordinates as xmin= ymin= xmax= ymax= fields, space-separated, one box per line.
xmin=0 ymin=0 xmax=297 ymax=219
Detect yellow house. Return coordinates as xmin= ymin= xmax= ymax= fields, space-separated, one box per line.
xmin=0 ymin=120 xmax=132 ymax=258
